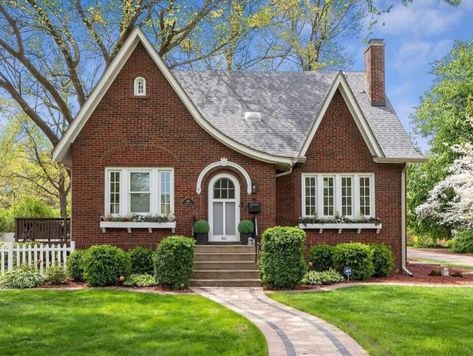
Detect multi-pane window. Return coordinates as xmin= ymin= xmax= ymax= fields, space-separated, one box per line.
xmin=160 ymin=170 xmax=172 ymax=216
xmin=134 ymin=77 xmax=146 ymax=96
xmin=214 ymin=178 xmax=235 ymax=199
xmin=304 ymin=176 xmax=317 ymax=216
xmin=302 ymin=173 xmax=374 ymax=218
xmin=359 ymin=176 xmax=371 ymax=217
xmin=105 ymin=168 xmax=173 ymax=216
xmin=341 ymin=177 xmax=353 ymax=216
xmin=323 ymin=177 xmax=335 ymax=216
xmin=109 ymin=171 xmax=120 ymax=214
xmin=130 ymin=172 xmax=150 ymax=213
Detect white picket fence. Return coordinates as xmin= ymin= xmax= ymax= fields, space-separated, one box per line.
xmin=0 ymin=241 xmax=76 ymax=275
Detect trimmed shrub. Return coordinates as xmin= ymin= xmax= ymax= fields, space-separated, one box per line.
xmin=371 ymin=244 xmax=394 ymax=277
xmin=309 ymin=244 xmax=334 ymax=271
xmin=332 ymin=243 xmax=374 ymax=280
xmin=194 ymin=220 xmax=210 ymax=234
xmin=67 ymin=250 xmax=85 ymax=281
xmin=259 ymin=226 xmax=307 ymax=289
xmin=45 ymin=266 xmax=67 ymax=284
xmin=128 ymin=247 xmax=154 ymax=275
xmin=154 ymin=236 xmax=194 ymax=289
xmin=123 ymin=274 xmax=157 ymax=287
xmin=82 ymin=245 xmax=131 ymax=286
xmin=238 ymin=220 xmax=254 ymax=234
xmin=302 ymin=269 xmax=344 ymax=286
xmin=0 ymin=265 xmax=45 ymax=289
xmin=451 ymin=230 xmax=473 ymax=253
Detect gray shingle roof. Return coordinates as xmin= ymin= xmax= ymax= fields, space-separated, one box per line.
xmin=173 ymin=70 xmax=423 ymax=160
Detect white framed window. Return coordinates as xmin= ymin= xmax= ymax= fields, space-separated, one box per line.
xmin=134 ymin=77 xmax=146 ymax=96
xmin=301 ymin=173 xmax=375 ymax=219
xmin=105 ymin=167 xmax=174 ymax=216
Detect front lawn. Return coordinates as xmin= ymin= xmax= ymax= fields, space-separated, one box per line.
xmin=270 ymin=286 xmax=473 ymax=355
xmin=0 ymin=290 xmax=267 ymax=356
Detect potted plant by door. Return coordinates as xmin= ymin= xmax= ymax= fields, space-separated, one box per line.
xmin=238 ymin=219 xmax=254 ymax=245
xmin=194 ymin=220 xmax=210 ymax=245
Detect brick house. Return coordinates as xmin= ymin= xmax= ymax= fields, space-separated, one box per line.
xmin=53 ymin=27 xmax=424 ymax=274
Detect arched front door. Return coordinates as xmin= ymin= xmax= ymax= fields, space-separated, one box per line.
xmin=208 ymin=173 xmax=240 ymax=242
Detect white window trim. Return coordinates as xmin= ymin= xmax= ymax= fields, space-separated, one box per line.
xmin=105 ymin=167 xmax=174 ymax=217
xmin=134 ymin=76 xmax=146 ymax=96
xmin=301 ymin=173 xmax=375 ymax=219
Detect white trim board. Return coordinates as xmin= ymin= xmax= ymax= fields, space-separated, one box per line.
xmin=52 ymin=27 xmax=295 ymax=167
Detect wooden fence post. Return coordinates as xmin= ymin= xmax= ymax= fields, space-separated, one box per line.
xmin=7 ymin=241 xmax=13 ymax=272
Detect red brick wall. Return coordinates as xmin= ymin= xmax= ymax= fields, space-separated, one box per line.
xmin=276 ymin=89 xmax=403 ymax=270
xmin=71 ymin=43 xmax=276 ymax=249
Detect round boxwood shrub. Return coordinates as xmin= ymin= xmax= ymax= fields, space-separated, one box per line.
xmin=371 ymin=244 xmax=394 ymax=277
xmin=309 ymin=244 xmax=334 ymax=271
xmin=128 ymin=247 xmax=154 ymax=275
xmin=332 ymin=243 xmax=374 ymax=280
xmin=194 ymin=220 xmax=209 ymax=234
xmin=67 ymin=249 xmax=85 ymax=281
xmin=154 ymin=236 xmax=194 ymax=289
xmin=258 ymin=226 xmax=307 ymax=289
xmin=82 ymin=245 xmax=131 ymax=286
xmin=238 ymin=219 xmax=254 ymax=234
xmin=451 ymin=230 xmax=473 ymax=253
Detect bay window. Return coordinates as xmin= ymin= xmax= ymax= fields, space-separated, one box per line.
xmin=301 ymin=173 xmax=374 ymax=219
xmin=105 ymin=168 xmax=174 ymax=217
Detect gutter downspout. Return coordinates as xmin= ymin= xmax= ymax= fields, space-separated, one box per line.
xmin=275 ymin=165 xmax=293 ymax=178
xmin=401 ymin=163 xmax=413 ymax=276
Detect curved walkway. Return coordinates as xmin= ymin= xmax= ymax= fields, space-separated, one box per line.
xmin=193 ymin=287 xmax=367 ymax=356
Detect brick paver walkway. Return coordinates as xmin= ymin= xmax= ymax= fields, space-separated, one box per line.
xmin=193 ymin=287 xmax=367 ymax=356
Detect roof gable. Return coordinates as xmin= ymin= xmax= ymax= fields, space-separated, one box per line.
xmin=52 ymin=27 xmax=295 ymax=167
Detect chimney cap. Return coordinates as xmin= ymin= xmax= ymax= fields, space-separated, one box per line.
xmin=367 ymin=38 xmax=384 ymax=46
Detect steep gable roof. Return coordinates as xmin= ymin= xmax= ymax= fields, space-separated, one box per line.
xmin=53 ymin=27 xmax=424 ymax=167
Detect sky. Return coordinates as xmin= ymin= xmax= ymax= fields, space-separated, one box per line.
xmin=345 ymin=0 xmax=473 ymax=153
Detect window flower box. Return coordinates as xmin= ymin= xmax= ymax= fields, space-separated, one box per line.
xmin=299 ymin=217 xmax=382 ymax=234
xmin=100 ymin=215 xmax=176 ymax=233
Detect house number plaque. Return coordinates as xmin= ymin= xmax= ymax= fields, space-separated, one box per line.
xmin=182 ymin=198 xmax=195 ymax=206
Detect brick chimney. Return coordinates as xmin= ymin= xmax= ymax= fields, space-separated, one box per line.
xmin=364 ymin=39 xmax=385 ymax=106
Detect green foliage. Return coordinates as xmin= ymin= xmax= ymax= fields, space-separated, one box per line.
xmin=0 ymin=208 xmax=14 ymax=232
xmin=123 ymin=274 xmax=157 ymax=287
xmin=67 ymin=250 xmax=85 ymax=281
xmin=13 ymin=197 xmax=57 ymax=218
xmin=238 ymin=219 xmax=254 ymax=234
xmin=154 ymin=236 xmax=194 ymax=289
xmin=301 ymin=269 xmax=344 ymax=286
xmin=82 ymin=245 xmax=131 ymax=287
xmin=451 ymin=230 xmax=473 ymax=253
xmin=0 ymin=265 xmax=45 ymax=289
xmin=309 ymin=244 xmax=334 ymax=271
xmin=45 ymin=266 xmax=67 ymax=284
xmin=409 ymin=40 xmax=473 ymax=237
xmin=332 ymin=243 xmax=374 ymax=280
xmin=370 ymin=244 xmax=394 ymax=277
xmin=258 ymin=227 xmax=307 ymax=289
xmin=128 ymin=247 xmax=154 ymax=275
xmin=194 ymin=220 xmax=210 ymax=234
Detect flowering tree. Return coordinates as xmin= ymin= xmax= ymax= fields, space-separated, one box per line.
xmin=416 ymin=121 xmax=473 ymax=230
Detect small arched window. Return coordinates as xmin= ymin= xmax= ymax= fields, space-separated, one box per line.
xmin=134 ymin=77 xmax=146 ymax=96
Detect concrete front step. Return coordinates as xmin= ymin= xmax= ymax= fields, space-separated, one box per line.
xmin=195 ymin=245 xmax=255 ymax=253
xmin=193 ymin=270 xmax=260 ymax=279
xmin=190 ymin=279 xmax=261 ymax=287
xmin=194 ymin=261 xmax=258 ymax=270
xmin=194 ymin=252 xmax=255 ymax=262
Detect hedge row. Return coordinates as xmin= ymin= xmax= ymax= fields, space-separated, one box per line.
xmin=68 ymin=236 xmax=194 ymax=288
xmin=310 ymin=242 xmax=394 ymax=279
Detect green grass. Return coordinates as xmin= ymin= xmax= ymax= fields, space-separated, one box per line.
xmin=0 ymin=289 xmax=267 ymax=356
xmin=410 ymin=257 xmax=473 ymax=271
xmin=269 ymin=286 xmax=473 ymax=356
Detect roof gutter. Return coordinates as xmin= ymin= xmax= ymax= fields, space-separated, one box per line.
xmin=374 ymin=157 xmax=427 ymax=164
